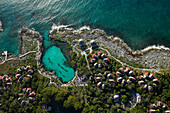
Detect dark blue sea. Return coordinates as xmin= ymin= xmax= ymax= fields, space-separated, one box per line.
xmin=0 ymin=0 xmax=170 ymax=54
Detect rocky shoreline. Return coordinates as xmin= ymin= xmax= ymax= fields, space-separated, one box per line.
xmin=0 ymin=27 xmax=63 ymax=84
xmin=49 ymin=24 xmax=170 ymax=69
xmin=0 ymin=20 xmax=3 ymax=32
xmin=18 ymin=28 xmax=58 ymax=78
xmin=0 ymin=25 xmax=169 ymax=83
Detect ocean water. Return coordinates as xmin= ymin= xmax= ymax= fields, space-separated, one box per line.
xmin=0 ymin=0 xmax=170 ymax=54
xmin=0 ymin=0 xmax=170 ymax=112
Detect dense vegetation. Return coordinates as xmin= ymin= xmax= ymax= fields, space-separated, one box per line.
xmin=0 ymin=36 xmax=169 ymax=113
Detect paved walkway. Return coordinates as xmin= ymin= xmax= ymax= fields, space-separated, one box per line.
xmin=99 ymin=47 xmax=160 ymax=72
xmin=0 ymin=51 xmax=36 ymax=65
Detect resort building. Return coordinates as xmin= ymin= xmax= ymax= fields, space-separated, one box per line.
xmin=18 ymin=88 xmax=35 ymax=107
xmin=28 ymin=97 xmax=34 ymax=102
xmin=6 ymin=77 xmax=12 ymax=82
xmin=102 ymin=84 xmax=106 ymax=89
xmin=129 ymin=76 xmax=135 ymax=81
xmin=97 ymin=51 xmax=102 ymax=57
xmin=139 ymin=75 xmax=145 ymax=80
xmin=121 ymin=79 xmax=126 ymax=86
xmin=129 ymin=70 xmax=134 ymax=76
xmin=18 ymin=93 xmax=23 ymax=97
xmin=28 ymin=69 xmax=33 ymax=75
xmin=124 ymin=67 xmax=130 ymax=73
xmin=126 ymin=79 xmax=131 ymax=85
xmin=27 ymin=75 xmax=32 ymax=78
xmin=97 ymin=82 xmax=102 ymax=87
xmin=92 ymin=54 xmax=97 ymax=58
xmin=157 ymin=101 xmax=162 ymax=107
xmin=90 ymin=58 xmax=96 ymax=63
xmin=21 ymin=101 xmax=25 ymax=107
xmin=6 ymin=82 xmax=12 ymax=87
xmin=94 ymin=62 xmax=98 ymax=68
xmin=163 ymin=103 xmax=168 ymax=110
xmin=107 ymin=73 xmax=112 ymax=79
xmin=103 ymin=62 xmax=108 ymax=67
xmin=119 ymin=67 xmax=124 ymax=73
xmin=17 ymin=68 xmax=21 ymax=74
xmin=149 ymin=73 xmax=155 ymax=80
xmin=143 ymin=72 xmax=149 ymax=79
xmin=90 ymin=40 xmax=98 ymax=49
xmin=149 ymin=109 xmax=156 ymax=113
xmin=18 ymin=98 xmax=22 ymax=103
xmin=25 ymin=101 xmax=29 ymax=106
xmin=16 ymin=66 xmax=34 ymax=83
xmin=116 ymin=71 xmax=122 ymax=76
xmin=22 ymin=88 xmax=26 ymax=93
xmin=21 ymin=66 xmax=25 ymax=71
xmin=152 ymin=83 xmax=157 ymax=88
xmin=104 ymin=71 xmax=109 ymax=76
xmin=90 ymin=51 xmax=109 ymax=69
xmin=143 ymin=84 xmax=148 ymax=90
xmin=148 ymin=86 xmax=153 ymax=92
xmin=97 ymin=73 xmax=102 ymax=77
xmin=18 ymin=77 xmax=23 ymax=83
xmin=138 ymin=80 xmax=145 ymax=85
xmin=98 ymin=63 xmax=103 ymax=69
xmin=78 ymin=39 xmax=86 ymax=50
xmin=104 ymin=58 xmax=109 ymax=62
xmin=101 ymin=53 xmax=107 ymax=59
xmin=165 ymin=110 xmax=170 ymax=113
xmin=29 ymin=92 xmax=35 ymax=97
xmin=149 ymin=101 xmax=169 ymax=113
xmin=114 ymin=95 xmax=120 ymax=103
xmin=95 ymin=77 xmax=101 ymax=82
xmin=109 ymin=79 xmax=114 ymax=83
xmin=27 ymin=88 xmax=32 ymax=93
xmin=138 ymin=72 xmax=159 ymax=92
xmin=15 ymin=74 xmax=21 ymax=79
xmin=150 ymin=103 xmax=157 ymax=109
xmin=153 ymin=78 xmax=159 ymax=83
xmin=117 ymin=77 xmax=122 ymax=83
xmin=25 ymin=65 xmax=31 ymax=71
xmin=3 ymin=74 xmax=8 ymax=79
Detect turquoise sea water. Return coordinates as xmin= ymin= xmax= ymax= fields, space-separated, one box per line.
xmin=42 ymin=46 xmax=74 ymax=82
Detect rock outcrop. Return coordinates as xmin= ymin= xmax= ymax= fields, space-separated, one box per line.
xmin=0 ymin=20 xmax=3 ymax=32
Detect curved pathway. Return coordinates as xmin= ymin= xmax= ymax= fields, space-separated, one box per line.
xmin=0 ymin=51 xmax=36 ymax=65
xmin=99 ymin=47 xmax=161 ymax=72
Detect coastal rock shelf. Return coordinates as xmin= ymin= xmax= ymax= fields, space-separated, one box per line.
xmin=49 ymin=24 xmax=170 ymax=69
xmin=19 ymin=27 xmax=44 ymax=54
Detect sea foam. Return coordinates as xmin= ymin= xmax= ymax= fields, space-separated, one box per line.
xmin=50 ymin=23 xmax=170 ymax=53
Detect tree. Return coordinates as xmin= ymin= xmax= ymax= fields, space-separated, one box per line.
xmin=121 ymin=95 xmax=128 ymax=104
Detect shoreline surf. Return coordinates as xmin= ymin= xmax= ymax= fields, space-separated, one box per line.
xmin=50 ymin=23 xmax=170 ymax=55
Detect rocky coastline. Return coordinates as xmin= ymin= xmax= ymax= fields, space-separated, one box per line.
xmin=0 ymin=27 xmax=63 ymax=84
xmin=0 ymin=20 xmax=3 ymax=32
xmin=49 ymin=24 xmax=170 ymax=69
xmin=18 ymin=28 xmax=59 ymax=79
